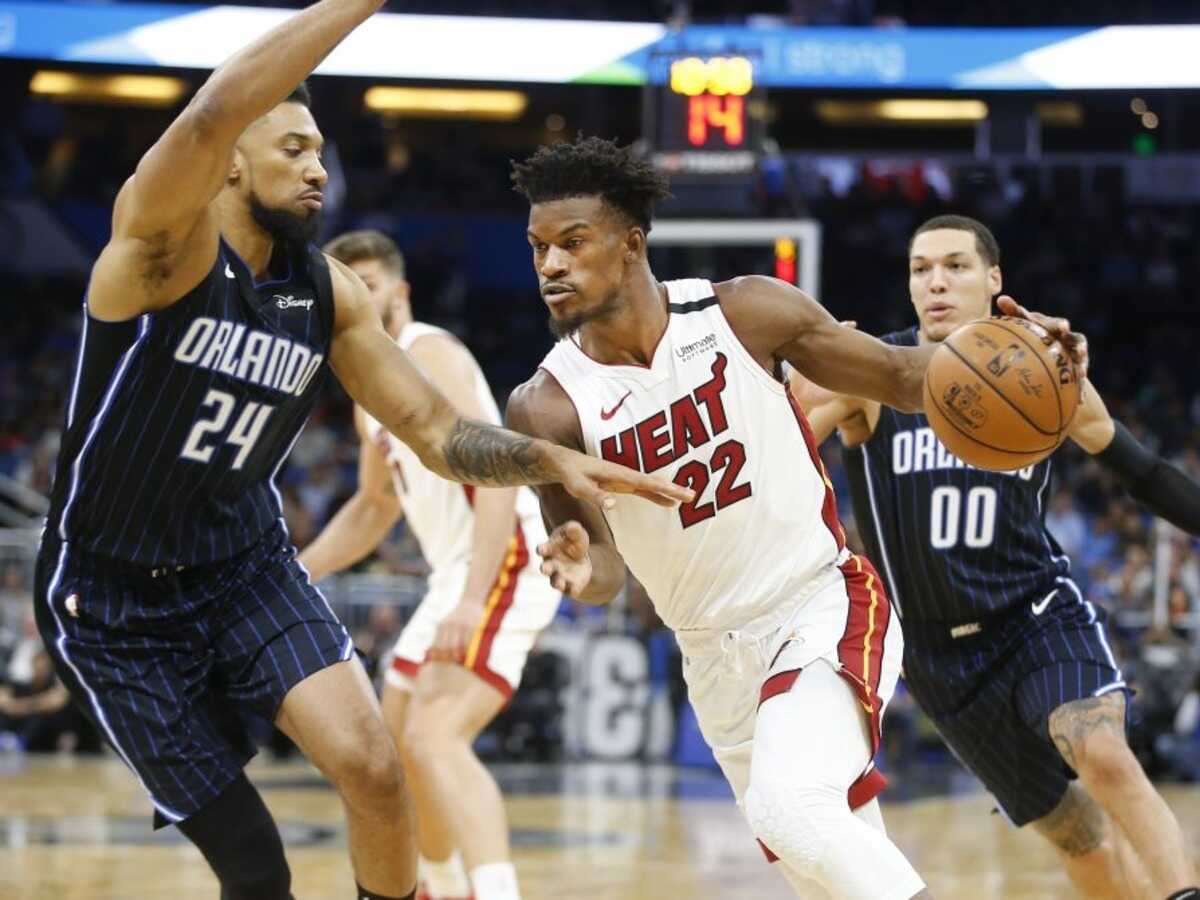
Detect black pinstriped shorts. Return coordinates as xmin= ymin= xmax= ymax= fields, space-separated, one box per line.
xmin=34 ymin=526 xmax=353 ymax=826
xmin=902 ymin=579 xmax=1127 ymax=826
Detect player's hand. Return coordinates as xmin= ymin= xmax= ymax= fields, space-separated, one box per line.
xmin=546 ymin=444 xmax=693 ymax=510
xmin=996 ymin=296 xmax=1089 ymax=379
xmin=538 ymin=520 xmax=593 ymax=596
xmin=427 ymin=600 xmax=486 ymax=663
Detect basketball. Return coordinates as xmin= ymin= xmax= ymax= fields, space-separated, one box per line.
xmin=923 ymin=316 xmax=1081 ymax=472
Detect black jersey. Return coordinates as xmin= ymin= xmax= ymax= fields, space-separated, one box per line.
xmin=842 ymin=326 xmax=1069 ymax=623
xmin=45 ymin=238 xmax=335 ymax=567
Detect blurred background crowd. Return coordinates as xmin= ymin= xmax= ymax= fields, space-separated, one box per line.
xmin=3 ymin=0 xmax=1200 ymax=786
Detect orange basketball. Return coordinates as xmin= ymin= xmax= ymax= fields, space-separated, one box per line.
xmin=922 ymin=316 xmax=1081 ymax=472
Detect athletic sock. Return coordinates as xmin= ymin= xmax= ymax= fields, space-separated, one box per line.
xmin=469 ymin=862 xmax=521 ymax=900
xmin=356 ymin=883 xmax=414 ymax=900
xmin=422 ymin=850 xmax=472 ymax=898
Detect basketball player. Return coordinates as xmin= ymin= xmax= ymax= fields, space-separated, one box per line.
xmin=298 ymin=230 xmax=558 ymax=900
xmin=503 ymin=136 xmax=1080 ymax=899
xmin=30 ymin=6 xmax=689 ymax=898
xmin=793 ymin=214 xmax=1200 ymax=900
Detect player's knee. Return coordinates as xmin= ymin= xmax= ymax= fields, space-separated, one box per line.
xmin=400 ymin=699 xmax=475 ymax=757
xmin=743 ymin=776 xmax=838 ymax=877
xmin=326 ymin=723 xmax=406 ymax=803
xmin=1072 ymin=730 xmax=1141 ymax=792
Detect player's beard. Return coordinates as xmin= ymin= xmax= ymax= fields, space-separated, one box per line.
xmin=249 ymin=193 xmax=319 ymax=246
xmin=547 ymin=292 xmax=622 ymax=339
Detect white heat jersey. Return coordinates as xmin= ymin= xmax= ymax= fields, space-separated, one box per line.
xmin=364 ymin=322 xmax=547 ymax=590
xmin=539 ymin=279 xmax=847 ymax=631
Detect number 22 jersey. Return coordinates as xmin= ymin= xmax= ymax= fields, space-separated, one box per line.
xmin=538 ymin=278 xmax=847 ymax=632
xmin=44 ymin=238 xmax=334 ymax=567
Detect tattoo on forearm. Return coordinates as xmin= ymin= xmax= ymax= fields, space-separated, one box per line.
xmin=442 ymin=418 xmax=550 ymax=487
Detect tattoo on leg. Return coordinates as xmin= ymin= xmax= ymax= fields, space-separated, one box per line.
xmin=1048 ymin=692 xmax=1126 ymax=773
xmin=442 ymin=418 xmax=550 ymax=487
xmin=1035 ymin=783 xmax=1109 ymax=858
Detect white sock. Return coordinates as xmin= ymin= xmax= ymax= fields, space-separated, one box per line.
xmin=421 ymin=850 xmax=471 ymax=899
xmin=469 ymin=861 xmax=522 ymax=900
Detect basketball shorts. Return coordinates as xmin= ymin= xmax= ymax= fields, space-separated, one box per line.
xmin=383 ymin=530 xmax=560 ymax=701
xmin=34 ymin=526 xmax=353 ymax=826
xmin=675 ymin=551 xmax=904 ymax=817
xmin=902 ymin=577 xmax=1127 ymax=827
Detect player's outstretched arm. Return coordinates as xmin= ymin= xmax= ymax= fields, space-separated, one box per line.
xmin=718 ymin=275 xmax=933 ymax=412
xmin=720 ymin=277 xmax=1085 ymax=416
xmin=327 ymin=261 xmax=694 ymax=510
xmin=92 ymin=0 xmax=384 ymax=320
xmin=297 ymin=407 xmax=402 ymax=582
xmin=506 ymin=373 xmax=628 ymax=605
xmin=1071 ymin=380 xmax=1200 ymax=534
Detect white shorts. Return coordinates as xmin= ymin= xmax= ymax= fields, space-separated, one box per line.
xmin=676 ymin=552 xmax=904 ymax=818
xmin=383 ymin=540 xmax=560 ymax=701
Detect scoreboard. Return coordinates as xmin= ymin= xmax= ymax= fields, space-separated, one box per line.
xmin=646 ymin=54 xmax=765 ymax=177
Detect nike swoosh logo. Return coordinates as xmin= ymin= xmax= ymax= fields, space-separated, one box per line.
xmin=600 ymin=390 xmax=633 ymax=421
xmin=225 ymin=264 xmax=235 ymax=279
xmin=1031 ymin=590 xmax=1057 ymax=615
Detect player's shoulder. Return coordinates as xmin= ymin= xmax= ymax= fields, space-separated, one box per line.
xmin=713 ymin=274 xmax=822 ymax=325
xmin=506 ymin=368 xmax=584 ymax=450
xmin=405 ymin=324 xmax=478 ymax=377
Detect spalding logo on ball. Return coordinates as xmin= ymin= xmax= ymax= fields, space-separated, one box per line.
xmin=923 ymin=316 xmax=1081 ymax=472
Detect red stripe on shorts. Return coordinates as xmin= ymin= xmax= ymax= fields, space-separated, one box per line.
xmin=836 ymin=553 xmax=892 ymax=758
xmin=391 ymin=655 xmax=421 ymax=680
xmin=463 ymin=524 xmax=529 ymax=700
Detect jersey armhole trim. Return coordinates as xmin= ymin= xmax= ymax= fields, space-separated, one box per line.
xmin=710 ymin=294 xmax=788 ymax=396
xmin=534 ymin=366 xmax=592 ymax=458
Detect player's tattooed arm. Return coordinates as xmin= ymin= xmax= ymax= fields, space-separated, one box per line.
xmin=439 ymin=418 xmax=550 ymax=484
xmin=328 ymin=260 xmax=692 ymax=509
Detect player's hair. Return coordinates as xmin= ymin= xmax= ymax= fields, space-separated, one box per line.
xmin=510 ymin=135 xmax=672 ymax=233
xmin=285 ymin=81 xmax=311 ymax=108
xmin=323 ymin=229 xmax=406 ymax=278
xmin=910 ymin=214 xmax=1001 ymax=267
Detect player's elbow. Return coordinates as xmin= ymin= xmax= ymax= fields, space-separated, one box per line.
xmin=182 ymin=92 xmax=231 ymax=139
xmin=890 ymin=353 xmax=926 ymax=413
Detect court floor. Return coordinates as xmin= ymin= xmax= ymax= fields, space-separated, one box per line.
xmin=3 ymin=754 xmax=1199 ymax=899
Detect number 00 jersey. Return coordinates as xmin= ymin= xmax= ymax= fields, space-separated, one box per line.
xmin=538 ymin=278 xmax=848 ymax=632
xmin=45 ymin=239 xmax=334 ymax=567
xmin=842 ymin=326 xmax=1069 ymax=624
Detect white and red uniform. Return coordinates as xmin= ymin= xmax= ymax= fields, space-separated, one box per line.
xmin=365 ymin=322 xmax=559 ymax=700
xmin=540 ymin=280 xmax=918 ymax=899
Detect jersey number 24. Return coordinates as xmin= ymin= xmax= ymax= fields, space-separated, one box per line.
xmin=180 ymin=389 xmax=274 ymax=470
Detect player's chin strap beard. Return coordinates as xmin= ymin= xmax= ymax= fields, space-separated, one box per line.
xmin=248 ymin=193 xmax=319 ymax=246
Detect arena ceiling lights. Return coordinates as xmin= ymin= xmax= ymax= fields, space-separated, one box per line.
xmin=29 ymin=69 xmax=185 ymax=106
xmin=2 ymin=2 xmax=1200 ymax=91
xmin=363 ymin=87 xmax=528 ymax=120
